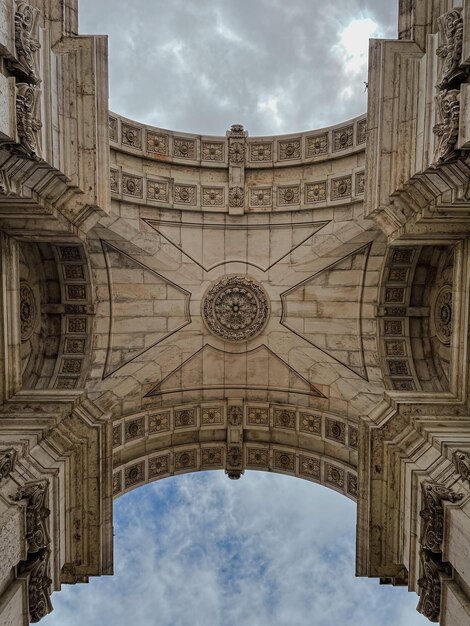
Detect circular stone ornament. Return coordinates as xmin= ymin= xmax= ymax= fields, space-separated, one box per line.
xmin=434 ymin=285 xmax=453 ymax=344
xmin=202 ymin=275 xmax=270 ymax=342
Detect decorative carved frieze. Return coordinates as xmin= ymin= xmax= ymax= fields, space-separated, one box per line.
xmin=419 ymin=481 xmax=463 ymax=553
xmin=13 ymin=481 xmax=50 ymax=553
xmin=15 ymin=83 xmax=42 ymax=158
xmin=0 ymin=449 xmax=17 ymax=482
xmin=417 ymin=549 xmax=451 ymax=623
xmin=453 ymin=450 xmax=470 ymax=482
xmin=18 ymin=549 xmax=53 ymax=623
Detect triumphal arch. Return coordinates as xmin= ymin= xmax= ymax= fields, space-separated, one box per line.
xmin=1 ymin=0 xmax=470 ymax=623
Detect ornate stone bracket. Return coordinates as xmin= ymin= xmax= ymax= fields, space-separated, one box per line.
xmin=13 ymin=480 xmax=50 ymax=554
xmin=7 ymin=1 xmax=41 ymax=83
xmin=18 ymin=549 xmax=53 ymax=623
xmin=453 ymin=449 xmax=470 ymax=482
xmin=419 ymin=481 xmax=463 ymax=553
xmin=14 ymin=83 xmax=42 ymax=159
xmin=0 ymin=448 xmax=17 ymax=482
xmin=417 ymin=549 xmax=452 ymax=623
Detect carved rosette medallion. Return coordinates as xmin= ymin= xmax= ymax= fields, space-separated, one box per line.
xmin=20 ymin=281 xmax=36 ymax=341
xmin=202 ymin=275 xmax=270 ymax=342
xmin=434 ymin=285 xmax=452 ymax=344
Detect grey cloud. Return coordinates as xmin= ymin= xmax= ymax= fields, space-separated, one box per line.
xmin=79 ymin=0 xmax=398 ymax=135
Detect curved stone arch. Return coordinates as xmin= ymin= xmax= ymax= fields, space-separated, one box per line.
xmin=111 ymin=401 xmax=358 ymax=502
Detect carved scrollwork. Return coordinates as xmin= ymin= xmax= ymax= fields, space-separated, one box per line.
xmin=0 ymin=448 xmax=17 ymax=481
xmin=436 ymin=9 xmax=465 ymax=90
xmin=13 ymin=481 xmax=50 ymax=553
xmin=9 ymin=1 xmax=40 ymax=83
xmin=229 ymin=141 xmax=245 ymax=164
xmin=417 ymin=549 xmax=451 ymax=623
xmin=18 ymin=549 xmax=53 ymax=623
xmin=433 ymin=89 xmax=461 ymax=164
xmin=453 ymin=449 xmax=470 ymax=482
xmin=15 ymin=83 xmax=42 ymax=158
xmin=419 ymin=481 xmax=463 ymax=553
xmin=228 ymin=186 xmax=244 ymax=208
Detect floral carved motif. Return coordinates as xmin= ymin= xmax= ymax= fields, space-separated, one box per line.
xmin=279 ymin=139 xmax=301 ymax=160
xmin=174 ymin=138 xmax=196 ymax=159
xmin=453 ymin=449 xmax=470 ymax=482
xmin=278 ymin=186 xmax=300 ymax=205
xmin=333 ymin=125 xmax=353 ymax=151
xmin=434 ymin=89 xmax=461 ymax=163
xmin=250 ymin=187 xmax=272 ymax=207
xmin=229 ymin=141 xmax=245 ymax=164
xmin=12 ymin=2 xmax=40 ymax=82
xmin=419 ymin=481 xmax=463 ymax=553
xmin=249 ymin=143 xmax=272 ymax=162
xmin=331 ymin=176 xmax=352 ymax=199
xmin=273 ymin=408 xmax=295 ymax=429
xmin=202 ymin=142 xmax=224 ymax=162
xmin=0 ymin=449 xmax=17 ymax=482
xmin=227 ymin=406 xmax=243 ymax=426
xmin=229 ymin=186 xmax=244 ymax=208
xmin=436 ymin=9 xmax=465 ymax=89
xmin=147 ymin=131 xmax=169 ymax=155
xmin=202 ymin=187 xmax=224 ymax=207
xmin=174 ymin=184 xmax=196 ymax=204
xmin=306 ymin=133 xmax=328 ymax=156
xmin=305 ymin=182 xmax=327 ymax=203
xmin=202 ymin=276 xmax=270 ymax=342
xmin=13 ymin=481 xmax=50 ymax=553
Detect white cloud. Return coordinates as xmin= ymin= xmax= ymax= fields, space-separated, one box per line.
xmin=42 ymin=472 xmax=428 ymax=626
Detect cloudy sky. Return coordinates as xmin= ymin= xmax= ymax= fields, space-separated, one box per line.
xmin=42 ymin=1 xmax=428 ymax=624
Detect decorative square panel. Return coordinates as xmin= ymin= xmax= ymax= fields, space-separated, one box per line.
xmin=173 ymin=137 xmax=196 ymax=159
xmin=149 ymin=411 xmax=170 ymax=434
xmin=174 ymin=449 xmax=196 ymax=470
xmin=66 ymin=285 xmax=86 ymax=300
xmin=326 ymin=418 xmax=346 ymax=443
xmin=389 ymin=268 xmax=409 ymax=282
xmin=122 ymin=174 xmax=143 ymax=198
xmin=392 ymin=248 xmax=416 ymax=265
xmin=249 ymin=142 xmax=273 ymax=162
xmin=58 ymin=246 xmax=81 ymax=262
xmin=113 ymin=425 xmax=122 ymax=447
xmin=202 ymin=142 xmax=224 ymax=162
xmin=325 ymin=463 xmax=345 ymax=488
xmin=385 ymin=287 xmax=405 ymax=303
xmin=306 ymin=133 xmax=328 ymax=156
xmin=299 ymin=455 xmax=320 ymax=479
xmin=273 ymin=450 xmax=295 ymax=472
xmin=273 ymin=408 xmax=295 ymax=429
xmin=278 ymin=139 xmax=301 ymax=160
xmin=148 ymin=453 xmax=170 ymax=478
xmin=250 ymin=187 xmax=272 ymax=207
xmin=64 ymin=338 xmax=86 ymax=354
xmin=278 ymin=185 xmax=300 ymax=206
xmin=331 ymin=175 xmax=352 ymax=200
xmin=147 ymin=131 xmax=169 ymax=156
xmin=201 ymin=447 xmax=224 ymax=467
xmin=202 ymin=187 xmax=224 ymax=207
xmin=384 ymin=320 xmax=404 ymax=336
xmin=121 ymin=123 xmax=142 ymax=149
xmin=201 ymin=407 xmax=224 ymax=426
xmin=147 ymin=180 xmax=169 ymax=202
xmin=124 ymin=461 xmax=145 ymax=488
xmin=299 ymin=412 xmax=321 ymax=435
xmin=55 ymin=377 xmax=78 ymax=389
xmin=333 ymin=125 xmax=353 ymax=151
xmin=247 ymin=447 xmax=269 ymax=467
xmin=174 ymin=408 xmax=196 ymax=428
xmin=246 ymin=407 xmax=269 ymax=426
xmin=348 ymin=426 xmax=358 ymax=450
xmin=174 ymin=184 xmax=196 ymax=205
xmin=63 ymin=264 xmax=85 ymax=280
xmin=61 ymin=359 xmax=82 ymax=374
xmin=124 ymin=417 xmax=145 ymax=441
xmin=385 ymin=340 xmax=406 ymax=356
xmin=388 ymin=360 xmax=410 ymax=376
xmin=305 ymin=182 xmax=327 ymax=203
xmin=392 ymin=379 xmax=416 ymax=391
xmin=67 ymin=318 xmax=87 ymax=333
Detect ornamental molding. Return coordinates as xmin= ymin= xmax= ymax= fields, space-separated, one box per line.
xmin=419 ymin=481 xmax=463 ymax=553
xmin=453 ymin=449 xmax=470 ymax=482
xmin=13 ymin=480 xmax=50 ymax=553
xmin=202 ymin=275 xmax=270 ymax=342
xmin=0 ymin=448 xmax=17 ymax=481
